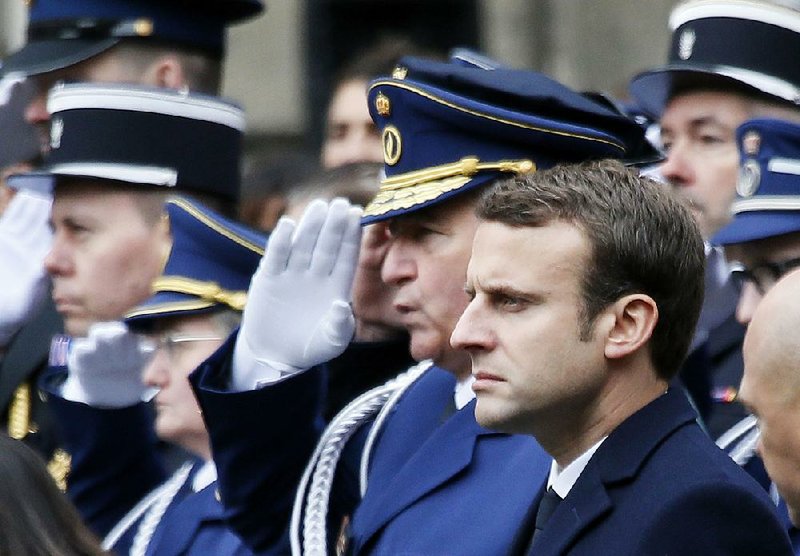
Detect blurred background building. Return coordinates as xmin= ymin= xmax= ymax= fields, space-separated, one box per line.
xmin=0 ymin=0 xmax=675 ymax=173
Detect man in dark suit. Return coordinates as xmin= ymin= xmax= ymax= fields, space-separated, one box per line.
xmin=451 ymin=159 xmax=791 ymax=555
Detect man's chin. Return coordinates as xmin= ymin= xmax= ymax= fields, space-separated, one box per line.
xmin=63 ymin=318 xmax=91 ymax=338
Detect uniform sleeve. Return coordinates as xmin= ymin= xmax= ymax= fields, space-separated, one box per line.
xmin=190 ymin=332 xmax=326 ymax=552
xmin=39 ymin=366 xmax=166 ymax=538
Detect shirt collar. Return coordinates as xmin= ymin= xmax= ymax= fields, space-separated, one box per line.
xmin=547 ymin=436 xmax=607 ymax=499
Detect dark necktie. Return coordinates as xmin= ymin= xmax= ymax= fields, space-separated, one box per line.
xmin=529 ymin=487 xmax=562 ymax=550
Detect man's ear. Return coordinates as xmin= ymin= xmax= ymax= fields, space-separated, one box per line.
xmin=145 ymin=56 xmax=187 ymax=90
xmin=603 ymin=294 xmax=658 ymax=360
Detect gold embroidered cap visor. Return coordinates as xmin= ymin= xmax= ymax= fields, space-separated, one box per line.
xmin=361 ymin=58 xmax=649 ymax=225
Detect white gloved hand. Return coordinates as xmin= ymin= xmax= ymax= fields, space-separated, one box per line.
xmin=61 ymin=321 xmax=153 ymax=408
xmin=0 ymin=188 xmax=53 ymax=347
xmin=231 ymin=198 xmax=363 ymax=391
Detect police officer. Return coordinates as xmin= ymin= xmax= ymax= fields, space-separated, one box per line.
xmin=629 ymin=0 xmax=800 ymax=440
xmin=0 ymin=0 xmax=263 ymax=475
xmin=713 ymin=117 xmax=800 ymax=551
xmin=9 ymin=82 xmax=246 ymax=543
xmin=188 ymin=54 xmax=657 ymax=555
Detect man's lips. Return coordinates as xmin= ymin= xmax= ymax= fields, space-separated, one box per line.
xmin=52 ymin=296 xmax=81 ymax=313
xmin=472 ymin=371 xmax=505 ymax=392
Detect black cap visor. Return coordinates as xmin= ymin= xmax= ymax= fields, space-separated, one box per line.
xmin=1 ymin=38 xmax=119 ymax=77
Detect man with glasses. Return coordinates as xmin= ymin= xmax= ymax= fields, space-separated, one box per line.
xmin=712 ymin=117 xmax=800 ymax=548
xmin=629 ymin=0 xmax=800 ymax=440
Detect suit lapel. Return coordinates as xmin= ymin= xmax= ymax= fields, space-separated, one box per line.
xmin=529 ymin=464 xmax=612 ymax=555
xmin=355 ymin=397 xmax=495 ymax=545
xmin=526 ymin=388 xmax=698 ymax=555
xmin=147 ymin=482 xmax=223 ymax=556
xmin=359 ymin=366 xmax=456 ymax=496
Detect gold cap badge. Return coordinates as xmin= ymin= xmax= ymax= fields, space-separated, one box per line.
xmin=134 ymin=18 xmax=154 ymax=37
xmin=375 ymin=92 xmax=391 ymax=117
xmin=382 ymin=125 xmax=402 ymax=166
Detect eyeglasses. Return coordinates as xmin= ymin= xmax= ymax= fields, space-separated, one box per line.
xmin=730 ymin=256 xmax=800 ymax=295
xmin=141 ymin=333 xmax=223 ymax=362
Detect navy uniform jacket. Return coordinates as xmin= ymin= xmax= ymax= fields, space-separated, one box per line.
xmin=0 ymin=298 xmax=64 ymax=462
xmin=680 ymin=312 xmax=747 ymax=439
xmin=511 ymin=387 xmax=791 ymax=556
xmin=41 ymin=369 xmax=262 ymax=556
xmin=191 ymin=335 xmax=552 ymax=555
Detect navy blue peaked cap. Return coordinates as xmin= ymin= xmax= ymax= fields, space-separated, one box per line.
xmin=125 ymin=196 xmax=266 ymax=330
xmin=362 ymin=55 xmax=657 ymax=223
xmin=1 ymin=0 xmax=264 ymax=76
xmin=630 ymin=1 xmax=800 ymax=118
xmin=714 ymin=118 xmax=800 ymax=246
xmin=8 ymin=83 xmax=244 ymax=203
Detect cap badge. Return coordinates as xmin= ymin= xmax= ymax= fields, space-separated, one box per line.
xmin=392 ymin=66 xmax=408 ymax=80
xmin=133 ymin=18 xmax=154 ymax=37
xmin=375 ymin=92 xmax=391 ymax=117
xmin=50 ymin=117 xmax=64 ymax=150
xmin=737 ymin=159 xmax=761 ymax=198
xmin=678 ymin=28 xmax=696 ymax=60
xmin=742 ymin=130 xmax=761 ymax=156
xmin=382 ymin=125 xmax=402 ymax=166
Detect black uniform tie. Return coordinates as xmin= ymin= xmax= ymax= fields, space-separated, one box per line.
xmin=529 ymin=487 xmax=562 ymax=549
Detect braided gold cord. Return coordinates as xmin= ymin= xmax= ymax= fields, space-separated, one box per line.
xmin=7 ymin=382 xmax=31 ymax=441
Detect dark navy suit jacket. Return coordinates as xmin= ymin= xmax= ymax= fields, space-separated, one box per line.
xmin=191 ymin=335 xmax=552 ymax=555
xmin=512 ymin=388 xmax=791 ymax=556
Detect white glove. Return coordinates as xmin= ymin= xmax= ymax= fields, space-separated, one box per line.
xmin=61 ymin=321 xmax=153 ymax=408
xmin=0 ymin=188 xmax=53 ymax=347
xmin=231 ymin=198 xmax=363 ymax=391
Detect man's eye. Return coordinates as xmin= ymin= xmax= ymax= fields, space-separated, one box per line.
xmin=698 ymin=134 xmax=725 ymax=146
xmin=497 ymin=295 xmax=524 ymax=310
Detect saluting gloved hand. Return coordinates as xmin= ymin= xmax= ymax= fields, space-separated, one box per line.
xmin=61 ymin=321 xmax=154 ymax=408
xmin=232 ymin=198 xmax=363 ymax=391
xmin=0 ymin=188 xmax=53 ymax=348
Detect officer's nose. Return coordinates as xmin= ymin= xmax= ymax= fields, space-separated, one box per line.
xmin=659 ymin=142 xmax=695 ymax=189
xmin=141 ymin=345 xmax=170 ymax=389
xmin=24 ymin=92 xmax=49 ymax=126
xmin=43 ymin=236 xmax=73 ymax=277
xmin=381 ymin=239 xmax=416 ymax=286
xmin=736 ymin=282 xmax=763 ymax=326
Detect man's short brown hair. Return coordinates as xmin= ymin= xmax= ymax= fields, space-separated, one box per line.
xmin=478 ymin=159 xmax=705 ymax=380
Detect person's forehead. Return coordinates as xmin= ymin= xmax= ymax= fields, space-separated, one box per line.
xmin=52 ymin=182 xmax=145 ymax=218
xmin=471 ymin=221 xmax=587 ymax=277
xmin=662 ymin=90 xmax=751 ymax=125
xmin=726 ymin=232 xmax=800 ymax=263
